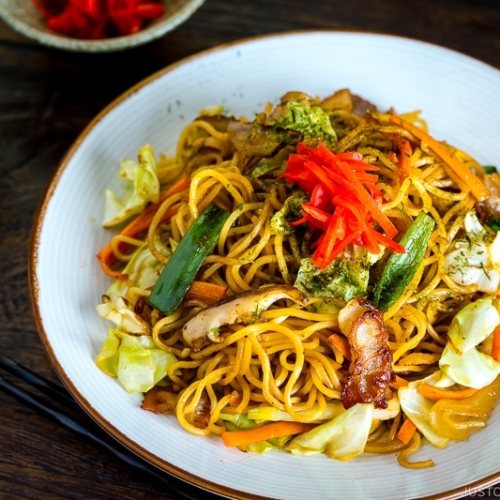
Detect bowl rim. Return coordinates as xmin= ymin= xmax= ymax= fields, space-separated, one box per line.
xmin=27 ymin=29 xmax=500 ymax=500
xmin=0 ymin=0 xmax=205 ymax=52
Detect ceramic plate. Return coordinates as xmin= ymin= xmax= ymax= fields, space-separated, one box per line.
xmin=30 ymin=31 xmax=500 ymax=500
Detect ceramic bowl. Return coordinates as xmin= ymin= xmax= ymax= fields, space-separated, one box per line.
xmin=0 ymin=0 xmax=204 ymax=52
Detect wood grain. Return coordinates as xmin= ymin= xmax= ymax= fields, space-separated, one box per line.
xmin=1 ymin=0 xmax=499 ymax=498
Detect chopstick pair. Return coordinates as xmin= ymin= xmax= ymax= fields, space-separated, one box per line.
xmin=0 ymin=354 xmax=220 ymax=500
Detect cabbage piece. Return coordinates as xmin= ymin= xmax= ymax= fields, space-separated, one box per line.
xmin=438 ymin=297 xmax=500 ymax=389
xmin=248 ymin=396 xmax=399 ymax=423
xmin=109 ymin=243 xmax=165 ymax=301
xmin=444 ymin=211 xmax=500 ymax=293
xmin=294 ymin=245 xmax=382 ymax=302
xmin=440 ymin=342 xmax=500 ymax=389
xmin=103 ymin=144 xmax=160 ymax=228
xmin=447 ymin=297 xmax=500 ymax=354
xmin=97 ymin=296 xmax=150 ymax=335
xmin=220 ymin=413 xmax=258 ymax=429
xmin=398 ymin=373 xmax=450 ymax=449
xmin=95 ymin=329 xmax=177 ymax=393
xmin=286 ymin=403 xmax=373 ymax=461
xmin=270 ymin=190 xmax=308 ymax=235
xmin=248 ymin=402 xmax=345 ymax=423
xmin=97 ymin=244 xmax=165 ymax=332
xmin=268 ymin=100 xmax=337 ymax=148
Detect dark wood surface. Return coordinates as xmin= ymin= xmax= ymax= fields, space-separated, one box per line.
xmin=1 ymin=1 xmax=500 ymax=499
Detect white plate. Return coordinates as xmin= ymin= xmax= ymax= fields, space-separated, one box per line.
xmin=30 ymin=31 xmax=500 ymax=500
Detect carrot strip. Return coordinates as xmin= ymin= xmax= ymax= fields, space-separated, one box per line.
xmin=417 ymin=383 xmax=479 ymax=401
xmin=384 ymin=132 xmax=412 ymax=184
xmin=327 ymin=333 xmax=351 ymax=360
xmin=389 ymin=115 xmax=490 ymax=202
xmin=490 ymin=325 xmax=500 ymax=361
xmin=397 ymin=417 xmax=417 ymax=445
xmin=97 ymin=203 xmax=181 ymax=280
xmin=393 ymin=135 xmax=412 ymax=183
xmin=96 ymin=176 xmax=190 ymax=280
xmin=389 ymin=375 xmax=409 ymax=389
xmin=185 ymin=281 xmax=227 ymax=304
xmin=97 ymin=248 xmax=128 ymax=280
xmin=120 ymin=176 xmax=190 ymax=237
xmin=221 ymin=421 xmax=317 ymax=448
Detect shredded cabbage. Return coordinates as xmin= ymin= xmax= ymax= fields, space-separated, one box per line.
xmin=269 ymin=100 xmax=337 ymax=148
xmin=97 ymin=244 xmax=164 ymax=332
xmin=247 ymin=396 xmax=399 ymax=423
xmin=440 ymin=342 xmax=500 ymax=389
xmin=444 ymin=211 xmax=500 ymax=293
xmin=286 ymin=403 xmax=373 ymax=461
xmin=447 ymin=297 xmax=500 ymax=354
xmin=398 ymin=372 xmax=450 ymax=449
xmin=95 ymin=328 xmax=177 ymax=393
xmin=439 ymin=297 xmax=500 ymax=389
xmin=103 ymin=144 xmax=160 ymax=227
xmin=294 ymin=245 xmax=382 ymax=302
xmin=97 ymin=296 xmax=150 ymax=336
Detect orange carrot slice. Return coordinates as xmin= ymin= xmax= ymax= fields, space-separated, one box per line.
xmin=389 ymin=115 xmax=489 ymax=202
xmin=417 ymin=383 xmax=478 ymax=401
xmin=221 ymin=421 xmax=317 ymax=448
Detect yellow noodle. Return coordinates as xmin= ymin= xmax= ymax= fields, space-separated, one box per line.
xmin=97 ymin=91 xmax=500 ymax=470
xmin=397 ymin=433 xmax=434 ymax=469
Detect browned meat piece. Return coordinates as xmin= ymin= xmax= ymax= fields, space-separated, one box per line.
xmin=319 ymin=88 xmax=377 ymax=116
xmin=227 ymin=118 xmax=253 ymax=150
xmin=351 ymin=94 xmax=377 ymax=116
xmin=477 ymin=173 xmax=500 ymax=222
xmin=185 ymin=391 xmax=212 ymax=429
xmin=141 ymin=385 xmax=179 ymax=414
xmin=339 ymin=298 xmax=396 ymax=409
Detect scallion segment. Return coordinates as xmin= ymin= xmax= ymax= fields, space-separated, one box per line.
xmin=147 ymin=203 xmax=229 ymax=315
xmin=373 ymin=212 xmax=435 ymax=311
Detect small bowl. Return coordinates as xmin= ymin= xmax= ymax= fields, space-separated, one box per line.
xmin=0 ymin=0 xmax=204 ymax=52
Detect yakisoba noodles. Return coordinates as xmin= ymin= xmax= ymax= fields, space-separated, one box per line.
xmin=95 ymin=89 xmax=500 ymax=468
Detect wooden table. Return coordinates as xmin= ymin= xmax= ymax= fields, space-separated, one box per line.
xmin=1 ymin=1 xmax=500 ymax=498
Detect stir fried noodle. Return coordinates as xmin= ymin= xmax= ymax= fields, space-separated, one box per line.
xmin=96 ymin=89 xmax=500 ymax=468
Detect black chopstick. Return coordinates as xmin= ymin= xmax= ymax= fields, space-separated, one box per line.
xmin=0 ymin=354 xmax=76 ymax=407
xmin=0 ymin=355 xmax=222 ymax=500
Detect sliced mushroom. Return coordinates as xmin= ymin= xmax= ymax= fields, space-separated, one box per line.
xmin=182 ymin=284 xmax=308 ymax=351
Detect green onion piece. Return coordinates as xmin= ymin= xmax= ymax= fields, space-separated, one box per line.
xmin=373 ymin=212 xmax=435 ymax=311
xmin=487 ymin=220 xmax=500 ymax=232
xmin=147 ymin=203 xmax=229 ymax=315
xmin=483 ymin=165 xmax=498 ymax=174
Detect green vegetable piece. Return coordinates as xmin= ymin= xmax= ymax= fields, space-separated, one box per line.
xmin=373 ymin=212 xmax=435 ymax=311
xmin=270 ymin=101 xmax=337 ymax=148
xmin=483 ymin=165 xmax=498 ymax=174
xmin=147 ymin=203 xmax=229 ymax=314
xmin=486 ymin=220 xmax=500 ymax=232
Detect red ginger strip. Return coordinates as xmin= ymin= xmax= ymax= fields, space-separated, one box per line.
xmin=282 ymin=142 xmax=404 ymax=269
